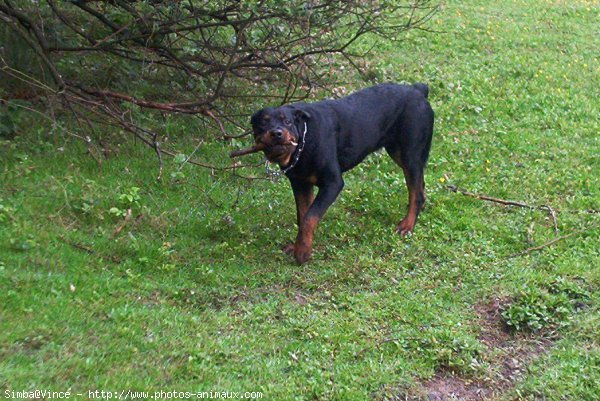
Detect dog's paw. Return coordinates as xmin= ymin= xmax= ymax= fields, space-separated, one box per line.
xmin=395 ymin=218 xmax=415 ymax=236
xmin=282 ymin=243 xmax=295 ymax=255
xmin=294 ymin=244 xmax=312 ymax=265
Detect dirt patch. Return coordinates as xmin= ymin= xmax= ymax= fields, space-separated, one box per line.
xmin=402 ymin=297 xmax=555 ymax=401
xmin=476 ymin=298 xmax=555 ymax=391
xmin=422 ymin=374 xmax=490 ymax=401
xmin=475 ymin=297 xmax=511 ymax=349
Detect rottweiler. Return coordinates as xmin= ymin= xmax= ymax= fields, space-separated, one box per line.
xmin=233 ymin=83 xmax=434 ymax=265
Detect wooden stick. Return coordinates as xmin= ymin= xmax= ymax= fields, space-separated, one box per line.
xmin=112 ymin=208 xmax=132 ymax=238
xmin=447 ymin=184 xmax=560 ymax=229
xmin=59 ymin=235 xmax=121 ymax=263
xmin=541 ymin=204 xmax=559 ymax=234
xmin=447 ymin=185 xmax=599 ymax=215
xmin=506 ymin=232 xmax=576 ymax=258
xmin=230 ymin=143 xmax=265 ymax=158
xmin=447 ymin=185 xmax=534 ymax=209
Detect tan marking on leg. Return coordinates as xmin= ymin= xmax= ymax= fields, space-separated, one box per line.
xmin=284 ymin=189 xmax=314 ymax=255
xmin=396 ymin=168 xmax=423 ymax=236
xmin=294 ymin=215 xmax=319 ymax=264
xmin=295 ymin=189 xmax=315 ymax=226
xmin=396 ymin=188 xmax=419 ymax=235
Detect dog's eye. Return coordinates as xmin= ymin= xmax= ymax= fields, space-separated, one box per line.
xmin=284 ymin=119 xmax=292 ymax=125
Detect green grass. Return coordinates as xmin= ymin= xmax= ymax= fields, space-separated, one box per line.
xmin=1 ymin=0 xmax=599 ymax=400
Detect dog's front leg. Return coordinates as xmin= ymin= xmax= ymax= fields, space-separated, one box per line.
xmin=293 ymin=176 xmax=344 ymax=265
xmin=283 ymin=179 xmax=314 ymax=255
xmin=291 ymin=179 xmax=315 ymax=230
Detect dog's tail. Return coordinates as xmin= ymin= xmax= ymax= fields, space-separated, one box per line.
xmin=412 ymin=82 xmax=429 ymax=98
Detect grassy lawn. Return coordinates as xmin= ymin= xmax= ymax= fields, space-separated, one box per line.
xmin=1 ymin=0 xmax=598 ymax=400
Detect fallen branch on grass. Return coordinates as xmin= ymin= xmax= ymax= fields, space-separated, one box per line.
xmin=446 ymin=184 xmax=559 ymax=231
xmin=506 ymin=232 xmax=577 ymax=258
xmin=446 ymin=185 xmax=598 ymax=259
xmin=447 ymin=185 xmax=540 ymax=209
xmin=59 ymin=235 xmax=121 ymax=263
xmin=446 ymin=185 xmax=598 ymax=215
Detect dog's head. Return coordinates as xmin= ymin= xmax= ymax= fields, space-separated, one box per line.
xmin=250 ymin=106 xmax=311 ymax=166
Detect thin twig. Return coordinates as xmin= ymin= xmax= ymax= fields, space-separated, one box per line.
xmin=506 ymin=232 xmax=577 ymax=259
xmin=59 ymin=235 xmax=121 ymax=263
xmin=541 ymin=204 xmax=559 ymax=234
xmin=0 ymin=97 xmax=87 ymax=141
xmin=447 ymin=185 xmax=599 ymax=215
xmin=112 ymin=208 xmax=133 ymax=238
xmin=152 ymin=135 xmax=164 ymax=181
xmin=447 ymin=185 xmax=560 ymax=230
xmin=447 ymin=185 xmax=535 ymax=209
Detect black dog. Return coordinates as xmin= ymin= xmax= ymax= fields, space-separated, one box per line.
xmin=248 ymin=83 xmax=434 ymax=264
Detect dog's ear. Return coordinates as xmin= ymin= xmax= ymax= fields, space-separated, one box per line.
xmin=293 ymin=109 xmax=311 ymax=123
xmin=250 ymin=109 xmax=265 ymax=127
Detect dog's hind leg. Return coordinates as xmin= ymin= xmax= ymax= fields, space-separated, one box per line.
xmin=386 ymin=100 xmax=434 ymax=235
xmin=386 ymin=150 xmax=425 ymax=235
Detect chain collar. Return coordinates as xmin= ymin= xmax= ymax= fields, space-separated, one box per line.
xmin=265 ymin=121 xmax=307 ymax=180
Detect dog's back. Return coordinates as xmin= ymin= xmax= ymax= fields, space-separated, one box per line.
xmin=310 ymin=83 xmax=432 ymax=171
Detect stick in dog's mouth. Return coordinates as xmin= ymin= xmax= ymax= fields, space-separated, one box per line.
xmin=230 ymin=141 xmax=298 ymax=158
xmin=229 ymin=143 xmax=266 ymax=158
